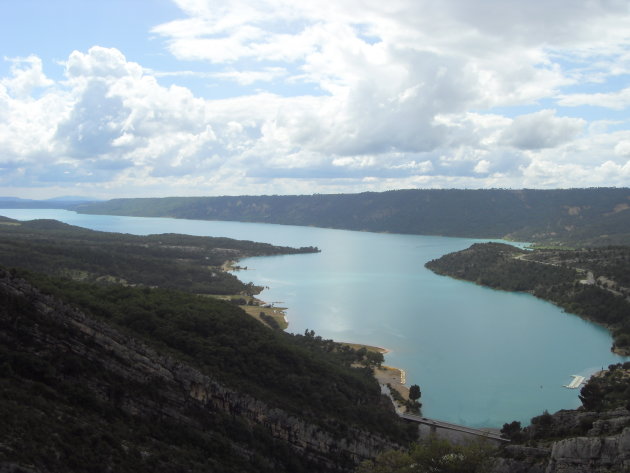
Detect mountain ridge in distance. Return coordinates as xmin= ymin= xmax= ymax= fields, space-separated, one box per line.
xmin=72 ymin=187 xmax=630 ymax=246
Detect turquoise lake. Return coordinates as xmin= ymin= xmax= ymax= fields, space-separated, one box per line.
xmin=2 ymin=208 xmax=627 ymax=428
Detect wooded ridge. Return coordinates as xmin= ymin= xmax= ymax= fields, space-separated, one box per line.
xmin=425 ymin=243 xmax=630 ymax=353
xmin=0 ymin=216 xmax=318 ymax=295
xmin=64 ymin=188 xmax=630 ymax=246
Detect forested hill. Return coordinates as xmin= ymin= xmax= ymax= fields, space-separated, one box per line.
xmin=425 ymin=243 xmax=630 ymax=354
xmin=0 ymin=216 xmax=318 ymax=295
xmin=1 ymin=268 xmax=412 ymax=472
xmin=72 ymin=188 xmax=630 ymax=246
xmin=0 ymin=219 xmax=411 ymax=472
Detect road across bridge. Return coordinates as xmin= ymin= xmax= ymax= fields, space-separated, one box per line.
xmin=400 ymin=413 xmax=509 ymax=443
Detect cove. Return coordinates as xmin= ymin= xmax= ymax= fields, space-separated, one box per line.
xmin=2 ymin=208 xmax=627 ymax=428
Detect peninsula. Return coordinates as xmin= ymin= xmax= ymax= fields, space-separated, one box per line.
xmin=425 ymin=242 xmax=630 ymax=354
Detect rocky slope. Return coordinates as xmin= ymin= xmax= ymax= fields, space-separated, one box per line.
xmin=0 ymin=268 xmax=400 ymax=472
xmin=491 ymin=408 xmax=630 ymax=473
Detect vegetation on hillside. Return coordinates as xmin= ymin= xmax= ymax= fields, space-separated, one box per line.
xmin=71 ymin=188 xmax=630 ymax=246
xmin=0 ymin=219 xmax=415 ymax=471
xmin=4 ymin=190 xmax=630 ymax=470
xmin=356 ymin=436 xmax=494 ymax=473
xmin=363 ymin=361 xmax=630 ymax=472
xmin=0 ymin=216 xmax=317 ymax=295
xmin=499 ymin=362 xmax=630 ymax=445
xmin=579 ymin=363 xmax=630 ymax=412
xmin=425 ymin=243 xmax=630 ymax=353
xmin=11 ymin=269 xmax=411 ymax=441
xmin=1 ymin=268 xmax=415 ymax=472
xmin=1 ymin=275 xmax=277 ymax=473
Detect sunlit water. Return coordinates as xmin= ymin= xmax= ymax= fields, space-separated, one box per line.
xmin=2 ymin=208 xmax=626 ymax=427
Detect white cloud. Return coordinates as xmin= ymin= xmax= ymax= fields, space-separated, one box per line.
xmin=153 ymin=0 xmax=629 ymax=105
xmin=501 ymin=110 xmax=585 ymax=150
xmin=1 ymin=55 xmax=54 ymax=98
xmin=65 ymin=47 xmax=142 ymax=81
xmin=615 ymin=141 xmax=630 ymax=156
xmin=557 ymin=87 xmax=630 ymax=110
xmin=3 ymin=1 xmax=630 ymax=198
xmin=212 ymin=67 xmax=287 ymax=85
xmin=474 ymin=159 xmax=491 ymax=174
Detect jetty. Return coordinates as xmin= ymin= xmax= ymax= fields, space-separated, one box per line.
xmin=563 ymin=375 xmax=585 ymax=389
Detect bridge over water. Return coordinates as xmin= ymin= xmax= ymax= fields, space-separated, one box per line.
xmin=400 ymin=413 xmax=509 ymax=445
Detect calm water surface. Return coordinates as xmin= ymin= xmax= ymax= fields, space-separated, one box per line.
xmin=3 ymin=208 xmax=626 ymax=427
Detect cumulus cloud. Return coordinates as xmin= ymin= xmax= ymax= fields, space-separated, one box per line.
xmin=153 ymin=0 xmax=629 ymax=107
xmin=501 ymin=110 xmax=585 ymax=150
xmin=1 ymin=55 xmax=53 ymax=98
xmin=65 ymin=47 xmax=141 ymax=81
xmin=55 ymin=80 xmax=127 ymax=159
xmin=2 ymin=0 xmax=630 ymax=198
xmin=615 ymin=141 xmax=630 ymax=157
xmin=0 ymin=47 xmax=222 ymax=189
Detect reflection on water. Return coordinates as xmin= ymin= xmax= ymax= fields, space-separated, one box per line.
xmin=2 ymin=208 xmax=626 ymax=427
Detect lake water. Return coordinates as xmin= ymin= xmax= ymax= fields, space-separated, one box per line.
xmin=2 ymin=208 xmax=627 ymax=427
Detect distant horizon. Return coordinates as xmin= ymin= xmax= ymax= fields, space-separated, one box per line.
xmin=2 ymin=186 xmax=630 ymax=204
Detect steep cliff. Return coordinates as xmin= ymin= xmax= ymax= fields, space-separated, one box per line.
xmin=0 ymin=268 xmax=402 ymax=472
xmin=491 ymin=408 xmax=630 ymax=472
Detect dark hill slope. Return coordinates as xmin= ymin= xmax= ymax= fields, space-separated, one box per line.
xmin=0 ymin=217 xmax=317 ymax=295
xmin=0 ymin=268 xmax=410 ymax=472
xmin=74 ymin=188 xmax=630 ymax=246
xmin=0 ymin=219 xmax=411 ymax=472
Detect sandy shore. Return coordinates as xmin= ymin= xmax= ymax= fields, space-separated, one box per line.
xmin=373 ymin=365 xmax=410 ymax=401
xmin=221 ymin=260 xmax=239 ymax=272
xmin=332 ymin=342 xmax=412 ymax=407
xmin=219 ymin=261 xmax=413 ymax=406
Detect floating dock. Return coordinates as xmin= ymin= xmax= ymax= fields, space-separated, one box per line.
xmin=563 ymin=375 xmax=585 ymax=389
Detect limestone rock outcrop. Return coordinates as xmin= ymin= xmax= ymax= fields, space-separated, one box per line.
xmin=490 ymin=409 xmax=630 ymax=473
xmin=0 ymin=269 xmax=397 ymax=471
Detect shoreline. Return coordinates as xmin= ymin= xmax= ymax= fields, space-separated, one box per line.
xmin=428 ymin=248 xmax=630 ymax=357
xmin=224 ymin=258 xmax=414 ymax=411
xmin=221 ymin=261 xmax=289 ymax=329
xmin=339 ymin=343 xmax=410 ymax=405
xmin=340 ymin=342 xmax=390 ymax=354
xmin=374 ymin=365 xmax=410 ymax=402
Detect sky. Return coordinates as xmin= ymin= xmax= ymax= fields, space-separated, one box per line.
xmin=2 ymin=0 xmax=630 ymax=199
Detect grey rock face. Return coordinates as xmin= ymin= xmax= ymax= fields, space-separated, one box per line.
xmin=546 ymin=427 xmax=630 ymax=473
xmin=490 ymin=411 xmax=630 ymax=473
xmin=0 ymin=269 xmax=398 ymax=471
